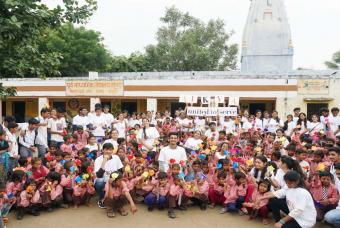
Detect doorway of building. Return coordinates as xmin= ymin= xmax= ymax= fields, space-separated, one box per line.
xmin=171 ymin=102 xmax=186 ymax=117
xmin=12 ymin=101 xmax=25 ymax=123
xmin=307 ymin=103 xmax=328 ymax=120
xmin=53 ymin=101 xmax=66 ymax=111
xmin=1 ymin=101 xmax=6 ymax=118
xmin=121 ymin=102 xmax=137 ymax=114
xmin=249 ymin=103 xmax=266 ymax=115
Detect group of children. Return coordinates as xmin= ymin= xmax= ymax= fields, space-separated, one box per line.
xmin=1 ymin=105 xmax=340 ymax=228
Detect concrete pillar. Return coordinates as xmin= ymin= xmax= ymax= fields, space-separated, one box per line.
xmin=147 ymin=98 xmax=157 ymax=113
xmin=90 ymin=98 xmax=101 ymax=112
xmin=38 ymin=97 xmax=49 ymax=116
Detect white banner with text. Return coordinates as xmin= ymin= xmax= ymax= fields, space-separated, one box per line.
xmin=187 ymin=107 xmax=238 ymax=117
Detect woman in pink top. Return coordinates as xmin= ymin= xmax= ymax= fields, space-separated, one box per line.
xmin=104 ymin=172 xmax=137 ymax=218
xmin=16 ymin=181 xmax=40 ymax=220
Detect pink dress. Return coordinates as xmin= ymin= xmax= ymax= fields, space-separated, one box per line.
xmin=104 ymin=181 xmax=129 ymax=199
xmin=18 ymin=190 xmax=40 ymax=207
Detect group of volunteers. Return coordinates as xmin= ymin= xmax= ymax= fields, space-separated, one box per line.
xmin=1 ymin=103 xmax=340 ymax=228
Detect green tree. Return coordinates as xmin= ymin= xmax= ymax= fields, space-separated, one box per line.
xmin=110 ymin=53 xmax=151 ymax=72
xmin=0 ymin=83 xmax=16 ymax=99
xmin=144 ymin=6 xmax=238 ymax=71
xmin=0 ymin=0 xmax=97 ymax=78
xmin=325 ymin=51 xmax=340 ymax=69
xmin=40 ymin=23 xmax=112 ymax=76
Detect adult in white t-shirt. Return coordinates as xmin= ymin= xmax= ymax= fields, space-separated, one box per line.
xmin=267 ymin=111 xmax=284 ymax=133
xmin=90 ymin=107 xmax=106 ymax=140
xmin=113 ymin=113 xmax=127 ymax=138
xmin=103 ymin=129 xmax=119 ymax=150
xmin=35 ymin=108 xmax=50 ymax=158
xmin=177 ymin=113 xmax=193 ymax=133
xmin=263 ymin=171 xmax=316 ymax=228
xmin=103 ymin=105 xmax=115 ymax=130
xmin=137 ymin=118 xmax=160 ymax=151
xmin=184 ymin=130 xmax=203 ymax=151
xmin=47 ymin=109 xmax=67 ymax=146
xmin=194 ymin=117 xmax=206 ymax=132
xmin=158 ymin=133 xmax=187 ymax=172
xmin=72 ymin=107 xmax=90 ymax=130
xmin=220 ymin=116 xmax=234 ymax=133
xmin=204 ymin=122 xmax=219 ymax=139
xmin=94 ymin=142 xmax=123 ymax=207
xmin=307 ymin=114 xmax=324 ymax=136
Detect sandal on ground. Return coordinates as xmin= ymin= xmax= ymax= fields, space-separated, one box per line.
xmin=106 ymin=210 xmax=115 ymax=218
xmin=118 ymin=208 xmax=128 ymax=216
xmin=168 ymin=210 xmax=176 ymax=219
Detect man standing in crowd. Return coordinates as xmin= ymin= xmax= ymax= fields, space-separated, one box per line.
xmin=293 ymin=107 xmax=300 ymax=124
xmin=72 ymin=107 xmax=90 ymax=131
xmin=19 ymin=118 xmax=39 ymax=158
xmin=47 ymin=107 xmax=67 ymax=148
xmin=35 ymin=108 xmax=50 ymax=158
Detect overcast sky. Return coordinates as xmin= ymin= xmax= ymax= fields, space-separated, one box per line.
xmin=48 ymin=0 xmax=340 ymax=70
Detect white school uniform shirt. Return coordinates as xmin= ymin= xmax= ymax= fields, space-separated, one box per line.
xmin=90 ymin=114 xmax=106 ymax=137
xmin=262 ymin=118 xmax=270 ymax=130
xmin=113 ymin=120 xmax=126 ymax=138
xmin=285 ymin=121 xmax=296 ymax=136
xmin=194 ymin=117 xmax=206 ymax=131
xmin=19 ymin=126 xmax=36 ymax=148
xmin=267 ymin=118 xmax=284 ymax=133
xmin=94 ymin=155 xmax=123 ymax=182
xmin=35 ymin=116 xmax=48 ymax=147
xmin=220 ymin=120 xmax=234 ymax=133
xmin=158 ymin=146 xmax=187 ymax=172
xmin=7 ymin=131 xmax=18 ymax=158
xmin=128 ymin=119 xmax=140 ymax=128
xmin=242 ymin=121 xmax=253 ymax=131
xmin=48 ymin=117 xmax=66 ymax=142
xmin=72 ymin=115 xmax=90 ymax=130
xmin=103 ymin=139 xmax=119 ymax=149
xmin=184 ymin=137 xmax=203 ymax=150
xmin=103 ymin=113 xmax=115 ymax=129
xmin=204 ymin=129 xmax=219 ymax=139
xmin=137 ymin=127 xmax=160 ymax=150
xmin=329 ymin=115 xmax=340 ymax=135
xmin=293 ymin=116 xmax=299 ymax=124
xmin=330 ymin=169 xmax=340 ymax=209
xmin=254 ymin=118 xmax=263 ymax=130
xmin=307 ymin=122 xmax=324 ymax=135
xmin=274 ymin=187 xmax=316 ymax=228
xmin=178 ymin=118 xmax=193 ymax=132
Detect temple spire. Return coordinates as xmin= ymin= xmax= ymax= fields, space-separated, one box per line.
xmin=241 ymin=0 xmax=294 ymax=73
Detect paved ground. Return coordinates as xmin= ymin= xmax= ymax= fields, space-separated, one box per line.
xmin=7 ymin=204 xmax=329 ymax=228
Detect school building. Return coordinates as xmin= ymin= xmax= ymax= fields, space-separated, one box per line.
xmin=0 ymin=70 xmax=339 ymax=122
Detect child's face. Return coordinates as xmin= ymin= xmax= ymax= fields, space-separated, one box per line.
xmin=255 ymin=159 xmax=265 ymax=169
xmin=0 ymin=134 xmax=5 ymax=140
xmin=117 ymin=149 xmax=125 ymax=157
xmin=31 ymin=184 xmax=37 ymax=191
xmin=222 ymin=164 xmax=229 ymax=171
xmin=258 ymin=183 xmax=269 ymax=193
xmin=172 ymin=166 xmax=180 ymax=175
xmin=135 ymin=157 xmax=143 ymax=163
xmin=159 ymin=178 xmax=167 ymax=186
xmin=192 ymin=164 xmax=201 ymax=172
xmin=238 ymin=177 xmax=246 ymax=185
xmin=64 ymin=155 xmax=71 ymax=161
xmin=329 ymin=151 xmax=339 ymax=163
xmin=202 ymin=165 xmax=209 ymax=173
xmin=268 ymin=135 xmax=275 ymax=143
xmin=287 ymin=150 xmax=295 ymax=157
xmin=297 ymin=153 xmax=307 ymax=161
xmin=33 ymin=160 xmax=42 ymax=169
xmin=320 ymin=176 xmax=331 ymax=187
xmin=218 ymin=177 xmax=225 ymax=185
xmin=286 ymin=180 xmax=298 ymax=189
xmin=55 ymin=155 xmax=62 ymax=161
xmin=50 ymin=147 xmax=57 ymax=153
xmin=89 ymin=137 xmax=96 ymax=144
xmin=313 ymin=155 xmax=322 ymax=163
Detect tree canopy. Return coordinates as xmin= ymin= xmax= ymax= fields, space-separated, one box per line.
xmin=40 ymin=23 xmax=112 ymax=76
xmin=0 ymin=0 xmax=97 ymax=78
xmin=325 ymin=50 xmax=340 ymax=69
xmin=144 ymin=6 xmax=238 ymax=71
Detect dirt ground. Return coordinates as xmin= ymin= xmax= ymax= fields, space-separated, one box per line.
xmin=7 ymin=204 xmax=329 ymax=228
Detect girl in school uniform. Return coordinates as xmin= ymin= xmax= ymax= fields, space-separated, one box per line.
xmin=16 ymin=181 xmax=40 ymax=220
xmin=103 ymin=172 xmax=137 ymax=218
xmin=144 ymin=172 xmax=169 ymax=211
